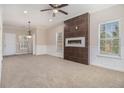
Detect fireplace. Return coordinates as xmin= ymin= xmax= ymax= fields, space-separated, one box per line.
xmin=65 ymin=37 xmax=85 ymax=47
xmin=64 ymin=13 xmax=89 ymax=65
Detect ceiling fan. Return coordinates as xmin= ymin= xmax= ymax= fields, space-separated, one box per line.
xmin=40 ymin=4 xmax=68 ymax=17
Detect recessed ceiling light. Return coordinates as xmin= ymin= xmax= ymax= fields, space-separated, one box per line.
xmin=24 ymin=11 xmax=28 ymax=14
xmin=49 ymin=19 xmax=53 ymax=22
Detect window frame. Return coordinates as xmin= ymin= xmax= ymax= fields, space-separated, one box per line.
xmin=98 ymin=20 xmax=121 ymax=58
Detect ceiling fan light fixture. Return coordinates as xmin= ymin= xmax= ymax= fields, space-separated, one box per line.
xmin=49 ymin=19 xmax=53 ymax=22
xmin=53 ymin=9 xmax=58 ymax=13
xmin=24 ymin=10 xmax=28 ymax=14
xmin=40 ymin=4 xmax=69 ymax=17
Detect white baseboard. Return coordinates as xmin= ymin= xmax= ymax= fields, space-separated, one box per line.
xmin=36 ymin=45 xmax=47 ymax=55
xmin=16 ymin=52 xmax=32 ymax=55
xmin=47 ymin=45 xmax=63 ymax=58
xmin=91 ymin=63 xmax=124 ymax=72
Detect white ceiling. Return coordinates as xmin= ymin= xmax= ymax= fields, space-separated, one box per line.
xmin=2 ymin=4 xmax=116 ymax=29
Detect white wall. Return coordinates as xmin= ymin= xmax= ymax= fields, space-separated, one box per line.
xmin=90 ymin=5 xmax=124 ymax=72
xmin=34 ymin=27 xmax=47 ymax=55
xmin=0 ymin=6 xmax=3 ymax=84
xmin=3 ymin=25 xmax=33 ymax=55
xmin=46 ymin=23 xmax=64 ymax=58
xmin=3 ymin=25 xmax=47 ymax=56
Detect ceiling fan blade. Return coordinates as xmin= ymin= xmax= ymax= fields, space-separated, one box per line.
xmin=57 ymin=4 xmax=68 ymax=8
xmin=49 ymin=4 xmax=56 ymax=8
xmin=40 ymin=9 xmax=52 ymax=12
xmin=58 ymin=10 xmax=68 ymax=15
xmin=52 ymin=13 xmax=55 ymax=17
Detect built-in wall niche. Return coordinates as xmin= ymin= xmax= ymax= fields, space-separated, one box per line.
xmin=65 ymin=37 xmax=85 ymax=47
xmin=56 ymin=32 xmax=63 ymax=52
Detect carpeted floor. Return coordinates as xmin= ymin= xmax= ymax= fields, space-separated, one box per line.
xmin=1 ymin=54 xmax=124 ymax=88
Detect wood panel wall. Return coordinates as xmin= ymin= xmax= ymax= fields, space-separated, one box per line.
xmin=64 ymin=13 xmax=90 ymax=65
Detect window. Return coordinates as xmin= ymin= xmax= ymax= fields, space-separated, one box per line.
xmin=99 ymin=20 xmax=120 ymax=57
xmin=19 ymin=35 xmax=29 ymax=50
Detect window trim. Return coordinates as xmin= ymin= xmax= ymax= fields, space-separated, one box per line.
xmin=98 ymin=19 xmax=121 ymax=58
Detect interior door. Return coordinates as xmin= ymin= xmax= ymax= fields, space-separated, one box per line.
xmin=3 ymin=33 xmax=16 ymax=56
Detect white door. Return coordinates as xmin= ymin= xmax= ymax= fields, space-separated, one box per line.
xmin=3 ymin=33 xmax=16 ymax=56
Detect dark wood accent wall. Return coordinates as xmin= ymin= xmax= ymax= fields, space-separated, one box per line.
xmin=64 ymin=13 xmax=90 ymax=65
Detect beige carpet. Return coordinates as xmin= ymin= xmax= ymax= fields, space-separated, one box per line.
xmin=1 ymin=54 xmax=124 ymax=88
